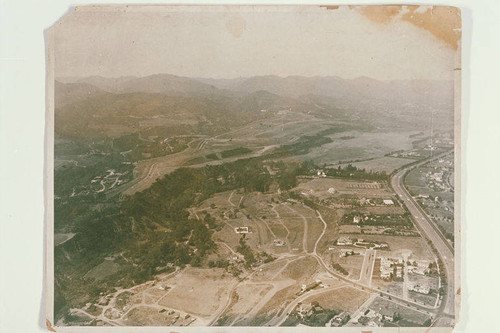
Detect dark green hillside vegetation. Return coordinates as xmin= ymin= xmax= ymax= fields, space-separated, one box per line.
xmin=325 ymin=164 xmax=388 ymax=181
xmin=55 ymin=156 xmax=280 ymax=317
xmin=220 ymin=147 xmax=252 ymax=158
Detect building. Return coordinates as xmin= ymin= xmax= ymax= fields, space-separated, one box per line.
xmin=380 ymin=257 xmax=393 ymax=279
xmin=396 ymin=266 xmax=403 ymax=278
xmin=273 ymin=239 xmax=286 ymax=247
xmin=383 ymin=199 xmax=394 ymax=205
xmin=331 ymin=312 xmax=350 ymax=326
xmin=234 ymin=226 xmax=249 ymax=234
xmin=339 ymin=249 xmax=355 ymax=257
xmin=353 ymin=216 xmax=360 ymax=224
xmin=337 ymin=236 xmax=353 ymax=246
xmin=408 ymin=283 xmax=430 ymax=295
xmin=376 ymin=308 xmax=394 ymax=322
xmin=317 ymin=170 xmax=326 ymax=177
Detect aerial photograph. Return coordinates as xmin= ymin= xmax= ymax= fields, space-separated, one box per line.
xmin=48 ymin=5 xmax=460 ymax=330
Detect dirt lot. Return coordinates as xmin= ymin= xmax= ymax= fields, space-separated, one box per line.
xmin=304 ymin=286 xmax=372 ymax=312
xmin=229 ymin=283 xmax=274 ymax=315
xmin=158 ymin=268 xmax=235 ymax=317
xmin=121 ymin=306 xmax=198 ymax=326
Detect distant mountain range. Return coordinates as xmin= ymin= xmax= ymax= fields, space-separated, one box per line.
xmin=56 ymin=73 xmax=454 ymax=108
xmin=54 ymin=73 xmax=454 ymax=138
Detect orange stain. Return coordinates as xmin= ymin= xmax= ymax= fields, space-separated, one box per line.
xmin=355 ymin=5 xmax=461 ymax=50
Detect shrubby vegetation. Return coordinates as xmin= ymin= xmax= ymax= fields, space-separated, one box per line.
xmin=55 ymin=156 xmax=278 ymax=317
xmin=325 ymin=164 xmax=388 ymax=181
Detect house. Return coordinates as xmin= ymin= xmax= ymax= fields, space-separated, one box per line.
xmin=383 ymin=199 xmax=394 ymax=205
xmin=328 ymin=187 xmax=336 ymax=194
xmin=317 ymin=170 xmax=326 ymax=177
xmin=376 ymin=308 xmax=394 ymax=322
xmin=408 ymin=283 xmax=430 ymax=294
xmin=353 ymin=216 xmax=360 ymax=224
xmin=339 ymin=249 xmax=355 ymax=257
xmin=396 ymin=266 xmax=403 ymax=278
xmin=331 ymin=312 xmax=350 ymax=326
xmin=380 ymin=257 xmax=393 ymax=278
xmin=273 ymin=239 xmax=286 ymax=247
xmin=337 ymin=236 xmax=353 ymax=246
xmin=234 ymin=226 xmax=249 ymax=234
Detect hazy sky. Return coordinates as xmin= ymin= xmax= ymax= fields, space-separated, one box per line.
xmin=52 ymin=5 xmax=460 ymax=80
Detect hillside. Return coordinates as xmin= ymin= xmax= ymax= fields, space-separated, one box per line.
xmin=76 ymin=74 xmax=219 ymax=96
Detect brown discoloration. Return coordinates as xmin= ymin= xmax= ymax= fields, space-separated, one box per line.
xmin=320 ymin=5 xmax=339 ymax=11
xmin=457 ymin=287 xmax=461 ymax=295
xmin=401 ymin=6 xmax=461 ymax=50
xmin=357 ymin=5 xmax=402 ymax=24
xmin=46 ymin=319 xmax=56 ymax=332
xmin=225 ymin=16 xmax=247 ymax=38
xmin=356 ymin=5 xmax=461 ymax=50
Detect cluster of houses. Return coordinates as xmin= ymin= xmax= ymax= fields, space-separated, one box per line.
xmin=356 ymin=198 xmax=395 ymax=207
xmin=355 ymin=308 xmax=396 ymax=326
xmin=408 ymin=283 xmax=431 ymax=295
xmin=380 ymin=257 xmax=403 ymax=279
xmin=407 ymin=259 xmax=431 ymax=275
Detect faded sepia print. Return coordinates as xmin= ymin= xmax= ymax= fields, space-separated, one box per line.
xmin=46 ymin=5 xmax=461 ymax=331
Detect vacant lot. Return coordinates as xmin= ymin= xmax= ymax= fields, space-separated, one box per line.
xmin=229 ymin=283 xmax=274 ymax=315
xmin=121 ymin=306 xmax=198 ymax=326
xmin=158 ymin=268 xmax=235 ymax=317
xmin=277 ymin=256 xmax=319 ymax=282
xmin=304 ymin=286 xmax=372 ymax=312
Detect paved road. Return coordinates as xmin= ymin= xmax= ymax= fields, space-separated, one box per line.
xmin=358 ymin=249 xmax=376 ymax=287
xmin=391 ymin=151 xmax=455 ymax=317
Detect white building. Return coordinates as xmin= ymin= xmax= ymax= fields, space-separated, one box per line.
xmin=337 ymin=236 xmax=353 ymax=246
xmin=234 ymin=226 xmax=249 ymax=234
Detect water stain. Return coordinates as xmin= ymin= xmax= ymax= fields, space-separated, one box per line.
xmin=320 ymin=5 xmax=339 ymax=11
xmin=226 ymin=16 xmax=247 ymax=38
xmin=356 ymin=5 xmax=461 ymax=50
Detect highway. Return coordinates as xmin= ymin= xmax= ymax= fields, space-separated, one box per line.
xmin=391 ymin=151 xmax=455 ymax=317
xmin=208 ymin=153 xmax=457 ymax=326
